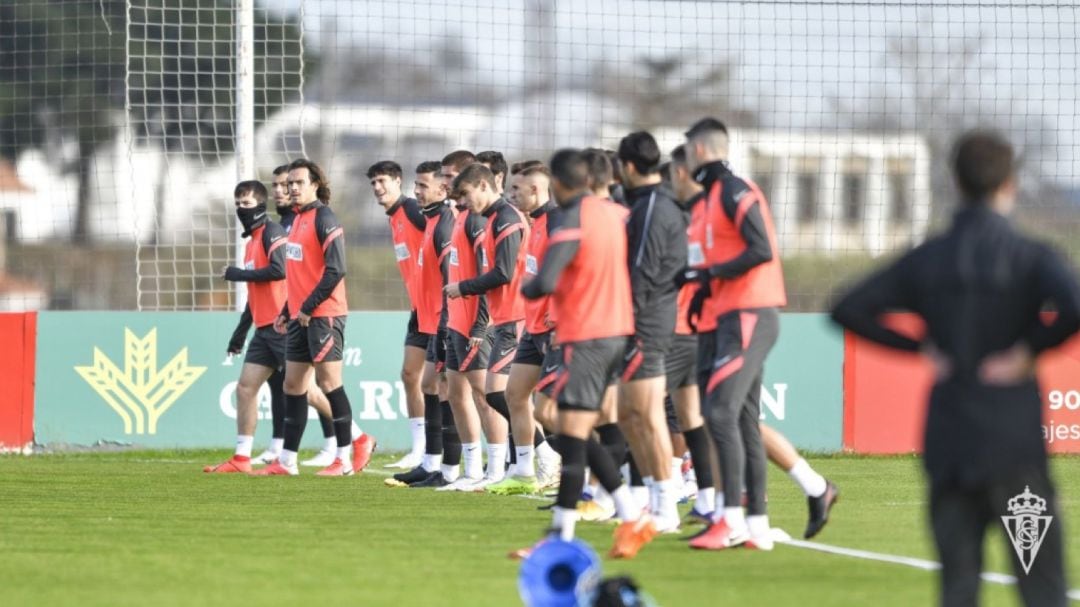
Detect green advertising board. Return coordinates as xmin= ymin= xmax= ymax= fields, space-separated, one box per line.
xmin=35 ymin=312 xmax=415 ymax=451
xmin=34 ymin=312 xmax=844 ymax=452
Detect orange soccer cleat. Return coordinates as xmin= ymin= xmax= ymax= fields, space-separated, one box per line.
xmin=250 ymin=460 xmax=298 ymax=476
xmin=351 ymin=434 xmax=377 ymax=472
xmin=609 ymin=516 xmax=658 ymax=559
xmin=688 ymin=518 xmax=749 ymax=551
xmin=315 ymin=458 xmax=354 ymax=477
xmin=203 ymin=456 xmax=252 ymax=474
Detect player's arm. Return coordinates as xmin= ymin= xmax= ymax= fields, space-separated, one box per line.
xmin=227 ymin=304 xmax=254 ymax=353
xmin=300 ymin=207 xmax=346 ymax=316
xmin=706 ymin=184 xmax=773 ymax=279
xmin=460 ymin=210 xmax=524 ymax=295
xmin=1022 ymin=246 xmax=1080 ymax=354
xmin=224 ymin=225 xmax=287 ymax=282
xmin=830 ymin=255 xmax=921 ymax=352
xmin=436 ymin=213 xmax=455 ymax=285
xmin=522 ymin=205 xmax=580 ymax=300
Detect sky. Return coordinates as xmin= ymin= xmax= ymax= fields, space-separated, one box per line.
xmin=258 ymin=0 xmax=1080 ymax=185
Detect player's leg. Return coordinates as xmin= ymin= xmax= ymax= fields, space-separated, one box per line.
xmin=442 ymin=329 xmax=485 ymax=489
xmin=673 ymin=384 xmax=717 ymax=521
xmin=246 ymin=326 xmax=287 ymax=464
xmin=310 ymin=315 xmax=374 ymax=476
xmin=393 ymin=314 xmax=429 ymax=469
xmin=299 ymin=383 xmax=337 ymax=467
xmin=253 ymin=321 xmax=313 ymax=475
xmin=929 ymin=484 xmax=989 ymax=607
xmin=394 ymin=337 xmax=445 ymax=485
xmin=205 ymin=361 xmax=274 ymax=473
xmin=738 ymin=371 xmax=771 ymax=549
xmin=489 ymin=345 xmax=542 ymax=494
xmin=760 ymin=423 xmax=839 ymax=538
xmin=474 ymin=324 xmax=512 ymax=488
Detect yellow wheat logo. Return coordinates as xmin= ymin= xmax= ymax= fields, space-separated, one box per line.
xmin=75 ymin=328 xmax=207 ymax=435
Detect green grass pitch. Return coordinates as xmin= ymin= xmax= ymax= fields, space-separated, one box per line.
xmin=0 ymin=452 xmax=1077 ymax=606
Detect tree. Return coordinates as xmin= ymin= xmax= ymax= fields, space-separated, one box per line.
xmin=0 ymin=0 xmax=309 ymax=245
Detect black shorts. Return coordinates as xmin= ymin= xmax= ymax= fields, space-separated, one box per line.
xmin=446 ymin=328 xmax=492 ymax=373
xmin=286 ymin=316 xmax=346 ymax=363
xmin=244 ymin=325 xmax=286 ymax=370
xmin=488 ymin=321 xmax=524 ymax=375
xmin=665 ymin=334 xmax=698 ymax=392
xmin=405 ymin=310 xmax=432 ymax=349
xmin=554 ymin=337 xmax=627 ymax=411
xmin=514 ymin=330 xmax=551 ymax=367
xmin=535 ymin=340 xmax=562 ymax=398
xmin=621 ymin=335 xmax=671 ymax=382
xmin=425 ymin=327 xmax=448 ymax=372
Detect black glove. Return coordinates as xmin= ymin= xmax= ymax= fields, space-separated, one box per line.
xmin=223 ymin=266 xmax=244 ymax=282
xmin=674 ymin=267 xmax=710 ymax=289
xmin=686 ymin=281 xmax=712 ymax=334
xmin=227 ymin=332 xmax=246 ymax=355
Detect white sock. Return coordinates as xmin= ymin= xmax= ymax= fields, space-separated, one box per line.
xmin=336 ymin=445 xmax=352 ymax=465
xmin=486 ymin=443 xmax=507 ymax=479
xmin=644 ymin=476 xmax=657 ymax=514
xmin=462 ymin=442 xmax=483 ymax=478
xmin=696 ymin=488 xmax=716 ymax=514
xmin=409 ymin=417 xmax=426 ymax=455
xmin=723 ymin=507 xmax=747 ymax=532
xmin=748 ymin=514 xmax=770 ymax=538
xmin=351 ymin=421 xmax=364 ymax=441
xmin=536 ymin=439 xmax=557 ymax=461
xmin=515 ymin=446 xmax=535 ymax=477
xmin=592 ymin=485 xmax=613 ymax=508
xmin=657 ymin=478 xmax=679 ymax=521
xmin=322 ymin=436 xmax=336 ymax=452
xmin=670 ymin=458 xmax=683 ymax=482
xmin=269 ymin=438 xmax=284 ymax=453
xmin=582 ymin=482 xmax=598 ymax=500
xmin=235 ymin=435 xmax=254 ymax=458
xmin=441 ymin=463 xmax=460 ymax=482
xmin=279 ymin=450 xmax=298 ymax=467
xmin=789 ymin=458 xmax=827 ymax=498
xmin=552 ymin=506 xmax=579 ymax=541
xmin=611 ymin=485 xmax=638 ymax=522
xmin=422 ymin=453 xmax=442 ymax=473
xmin=630 ymin=485 xmax=650 ymax=513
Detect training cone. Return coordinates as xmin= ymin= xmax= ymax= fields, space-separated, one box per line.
xmin=518 ymin=539 xmax=601 ymax=607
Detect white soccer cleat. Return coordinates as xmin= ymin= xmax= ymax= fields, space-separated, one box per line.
xmin=468 ymin=474 xmax=506 ymax=492
xmin=300 ymin=447 xmax=336 ymax=467
xmin=384 ymin=452 xmax=422 ymax=470
xmin=536 ymin=451 xmax=562 ymax=489
xmin=252 ymin=449 xmax=281 ymax=465
xmin=436 ymin=475 xmax=484 ymax=492
xmin=653 ymin=514 xmax=682 ymax=535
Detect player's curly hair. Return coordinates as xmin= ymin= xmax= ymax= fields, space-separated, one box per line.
xmin=288 ymin=158 xmax=332 ymax=204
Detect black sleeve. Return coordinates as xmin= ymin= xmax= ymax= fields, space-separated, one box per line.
xmin=228 ymin=304 xmax=254 ymax=351
xmin=629 ymin=197 xmax=687 ymax=308
xmin=403 ymin=198 xmax=427 ymax=232
xmin=300 ymin=207 xmax=347 ymax=316
xmin=435 ymin=212 xmax=455 ymax=284
xmin=523 ymin=205 xmax=581 ymax=300
xmin=1023 ymin=246 xmax=1080 ymax=354
xmin=460 ymin=209 xmax=524 ymax=295
xmin=830 ymin=253 xmax=922 ymax=352
xmin=224 ymin=224 xmax=287 ymax=282
xmin=707 ymin=184 xmax=774 ymax=279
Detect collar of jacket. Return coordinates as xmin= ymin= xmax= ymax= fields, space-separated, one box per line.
xmin=530 ymin=200 xmax=556 ymax=219
xmin=679 ymin=190 xmax=707 ymax=212
xmin=422 ymin=199 xmax=449 ymax=218
xmin=481 ymin=196 xmax=508 ymax=218
xmin=383 ymin=195 xmax=407 ymax=216
xmin=294 ymin=200 xmax=325 ymax=214
xmin=694 ymin=160 xmax=732 ymax=186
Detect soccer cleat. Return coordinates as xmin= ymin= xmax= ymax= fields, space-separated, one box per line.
xmin=654 ymin=514 xmax=682 ymax=535
xmin=315 ymin=458 xmax=354 ymax=477
xmin=609 ymin=516 xmax=658 ymax=559
xmin=393 ymin=465 xmax=433 ymax=485
xmin=250 ymin=460 xmax=298 ymax=476
xmin=203 ymin=456 xmax=252 ymax=474
xmin=487 ymin=475 xmax=541 ymax=496
xmin=351 ymin=434 xmax=377 ymax=472
xmin=252 ymin=449 xmax=281 ymax=465
xmin=804 ymin=480 xmax=840 ymax=539
xmin=409 ymin=472 xmax=450 ymax=488
xmin=688 ymin=518 xmax=749 ymax=550
xmin=744 ymin=535 xmax=775 ymax=551
xmin=508 ymin=536 xmax=552 ymax=561
xmin=300 ymin=447 xmax=336 ymax=468
xmin=683 ymin=507 xmax=714 ymax=526
xmin=577 ymin=500 xmax=615 ymax=522
xmin=436 ymin=475 xmax=483 ymax=492
xmin=536 ymin=452 xmax=562 ymax=489
xmin=468 ymin=474 xmax=505 ymax=492
xmin=384 ymin=478 xmax=409 ymax=488
xmin=385 ymin=452 xmax=421 ymax=470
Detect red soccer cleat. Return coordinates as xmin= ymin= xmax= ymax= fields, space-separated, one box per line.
xmin=203 ymin=456 xmax=252 ymax=474
xmin=316 ymin=458 xmax=354 ymax=477
xmin=250 ymin=460 xmax=298 ymax=476
xmin=351 ymin=434 xmax=377 ymax=472
xmin=688 ymin=518 xmax=749 ymax=550
xmin=609 ymin=516 xmax=658 ymax=559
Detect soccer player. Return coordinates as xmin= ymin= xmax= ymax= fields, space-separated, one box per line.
xmin=832 ymin=130 xmax=1076 ymax=606
xmin=205 ymin=180 xmax=287 ymax=473
xmin=476 ymin=150 xmax=508 ymax=195
xmin=255 ymin=158 xmax=375 ymax=476
xmin=394 ymin=161 xmax=463 ymax=488
xmin=616 ymin=131 xmax=688 ymax=533
xmin=228 ymin=165 xmax=339 ymax=468
xmin=487 ymin=163 xmax=562 ymax=495
xmin=667 ymin=146 xmax=838 ymax=534
xmin=369 ymin=160 xmax=428 ymax=470
xmin=521 ymin=149 xmax=656 ymax=560
xmin=437 ymin=151 xmax=501 ymax=491
xmin=680 ymin=118 xmax=785 ymax=551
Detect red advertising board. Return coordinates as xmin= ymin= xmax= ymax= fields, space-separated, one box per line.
xmin=0 ymin=312 xmax=36 ymax=452
xmin=842 ymin=313 xmax=1080 ymax=454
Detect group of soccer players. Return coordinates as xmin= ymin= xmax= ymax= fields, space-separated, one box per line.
xmin=206 ymin=117 xmax=840 ymax=560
